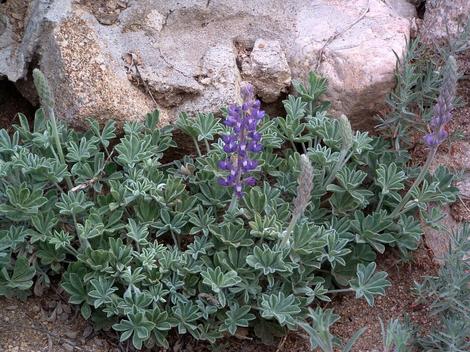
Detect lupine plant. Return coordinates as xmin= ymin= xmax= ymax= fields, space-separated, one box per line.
xmin=0 ymin=70 xmax=459 ymax=350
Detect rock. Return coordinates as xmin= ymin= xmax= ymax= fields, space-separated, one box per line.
xmin=1 ymin=0 xmax=416 ymax=128
xmin=241 ymin=39 xmax=291 ymax=103
xmin=40 ymin=12 xmax=157 ymax=127
xmin=423 ymin=206 xmax=459 ymax=265
xmin=290 ymin=0 xmax=414 ymax=129
xmin=421 ymin=0 xmax=470 ymax=44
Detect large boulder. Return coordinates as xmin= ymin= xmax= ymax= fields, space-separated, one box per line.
xmin=0 ymin=0 xmax=416 ymax=128
xmin=421 ymin=0 xmax=470 ymax=44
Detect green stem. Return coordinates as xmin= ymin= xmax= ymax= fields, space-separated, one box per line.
xmin=281 ymin=213 xmax=300 ymax=247
xmin=204 ymin=139 xmax=211 ymax=154
xmin=290 ymin=140 xmax=297 ymax=152
xmin=45 ymin=106 xmax=73 ymax=189
xmin=192 ymin=137 xmax=202 ymax=157
xmin=301 ymin=142 xmax=307 ymax=154
xmin=376 ymin=193 xmax=385 ymax=211
xmin=66 ymin=245 xmax=79 ymax=257
xmin=170 ymin=230 xmax=180 ymax=249
xmin=227 ymin=193 xmax=239 ymax=213
xmin=72 ymin=214 xmax=88 ymax=250
xmin=327 ymin=288 xmax=354 ymax=294
xmin=390 ymin=147 xmax=437 ymax=218
xmin=323 ymin=148 xmax=351 ymax=188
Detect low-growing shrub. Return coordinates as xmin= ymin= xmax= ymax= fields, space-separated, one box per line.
xmin=0 ymin=70 xmax=458 ymax=349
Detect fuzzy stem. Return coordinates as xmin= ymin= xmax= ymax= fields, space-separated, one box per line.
xmin=326 ymin=288 xmax=354 ymax=294
xmin=204 ymin=139 xmax=211 ymax=154
xmin=227 ymin=193 xmax=239 ymax=213
xmin=192 ymin=136 xmax=202 ymax=157
xmin=290 ymin=140 xmax=297 ymax=152
xmin=390 ymin=147 xmax=437 ymax=218
xmin=376 ymin=193 xmax=385 ymax=211
xmin=281 ymin=213 xmax=300 ymax=247
xmin=323 ymin=148 xmax=350 ymax=188
xmin=170 ymin=230 xmax=180 ymax=249
xmin=45 ymin=106 xmax=73 ymax=189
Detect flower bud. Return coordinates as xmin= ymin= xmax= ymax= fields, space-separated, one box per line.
xmin=33 ymin=68 xmax=55 ymax=109
xmin=292 ymin=154 xmax=314 ymax=219
xmin=338 ymin=114 xmax=353 ymax=150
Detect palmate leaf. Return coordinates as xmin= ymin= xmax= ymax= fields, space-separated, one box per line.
xmin=201 ymin=267 xmax=241 ymax=306
xmin=188 ymin=205 xmax=215 ymax=236
xmin=89 ymin=276 xmax=117 ymax=308
xmin=260 ymin=292 xmax=301 ymax=328
xmin=209 ymin=223 xmax=253 ymax=247
xmin=193 ymin=113 xmax=222 ymax=142
xmin=246 ymin=244 xmax=294 ymax=276
xmin=222 ymin=303 xmax=256 ymax=335
xmin=87 ymin=118 xmax=116 ymax=148
xmin=172 ymin=300 xmax=202 ymax=336
xmin=320 ymin=229 xmax=351 ymax=269
xmin=113 ymin=312 xmax=156 ymax=350
xmin=66 ymin=136 xmax=99 ymax=163
xmin=0 ymin=184 xmax=48 ymax=221
xmin=0 ymin=256 xmax=35 ymax=291
xmin=147 ymin=306 xmax=173 ymax=349
xmin=115 ymin=134 xmax=154 ymax=168
xmin=186 ymin=235 xmax=214 ymax=260
xmin=351 ymin=210 xmax=395 ymax=254
xmin=56 ymin=191 xmax=93 ymax=216
xmin=126 ymin=218 xmax=149 ymax=246
xmin=376 ymin=163 xmax=407 ymax=195
xmin=349 ymin=262 xmax=390 ymax=306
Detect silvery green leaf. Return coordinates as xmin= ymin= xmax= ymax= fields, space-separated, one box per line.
xmin=112 ymin=312 xmax=155 ymax=350
xmin=201 ymin=267 xmax=241 ymax=294
xmin=209 ymin=223 xmax=253 ymax=247
xmin=56 ymin=191 xmax=93 ymax=216
xmin=48 ymin=230 xmax=73 ymax=250
xmin=246 ymin=244 xmax=292 ymax=275
xmin=376 ymin=162 xmax=407 ymax=195
xmin=351 ymin=210 xmax=394 ymax=254
xmin=126 ymin=218 xmax=149 ymax=246
xmin=222 ymin=303 xmax=255 ymax=335
xmin=320 ymin=229 xmax=351 ymax=268
xmin=260 ymin=292 xmax=301 ymax=328
xmin=89 ymin=276 xmax=117 ymax=308
xmin=349 ymin=262 xmax=390 ymax=306
xmin=193 ymin=113 xmax=222 ymax=142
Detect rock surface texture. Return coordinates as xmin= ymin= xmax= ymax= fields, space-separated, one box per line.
xmin=421 ymin=0 xmax=470 ymax=44
xmin=0 ymin=0 xmax=416 ymax=127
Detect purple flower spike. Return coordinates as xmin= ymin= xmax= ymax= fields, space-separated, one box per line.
xmin=218 ymin=83 xmax=263 ymax=198
xmin=424 ymin=56 xmax=458 ymax=148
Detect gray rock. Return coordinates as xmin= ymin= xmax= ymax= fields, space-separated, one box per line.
xmin=0 ymin=0 xmax=416 ymax=128
xmin=421 ymin=0 xmax=470 ymax=44
xmin=241 ymin=39 xmax=291 ymax=103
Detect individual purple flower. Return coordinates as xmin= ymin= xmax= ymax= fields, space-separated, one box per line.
xmin=218 ymin=83 xmax=264 ymax=197
xmin=424 ymin=56 xmax=458 ymax=148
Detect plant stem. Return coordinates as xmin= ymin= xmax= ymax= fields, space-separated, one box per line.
xmin=327 ymin=288 xmax=354 ymax=294
xmin=390 ymin=147 xmax=437 ymax=218
xmin=227 ymin=193 xmax=238 ymax=213
xmin=323 ymin=148 xmax=351 ymax=188
xmin=192 ymin=137 xmax=202 ymax=157
xmin=376 ymin=193 xmax=384 ymax=211
xmin=281 ymin=213 xmax=299 ymax=247
xmin=290 ymin=140 xmax=297 ymax=152
xmin=44 ymin=106 xmax=73 ymax=189
xmin=170 ymin=230 xmax=180 ymax=249
xmin=301 ymin=142 xmax=307 ymax=154
xmin=204 ymin=139 xmax=211 ymax=154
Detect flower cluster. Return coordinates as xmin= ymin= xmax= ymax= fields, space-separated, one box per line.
xmin=424 ymin=56 xmax=458 ymax=148
xmin=218 ymin=84 xmax=264 ymax=197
